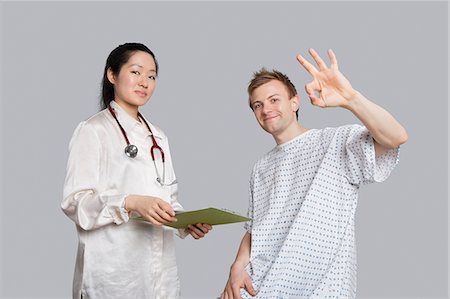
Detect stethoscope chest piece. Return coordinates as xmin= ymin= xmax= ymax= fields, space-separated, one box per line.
xmin=124 ymin=144 xmax=138 ymax=158
xmin=109 ymin=104 xmax=177 ymax=186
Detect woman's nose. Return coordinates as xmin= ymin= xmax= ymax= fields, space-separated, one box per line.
xmin=138 ymin=76 xmax=148 ymax=88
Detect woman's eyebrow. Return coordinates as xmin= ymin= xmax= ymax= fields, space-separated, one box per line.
xmin=128 ymin=64 xmax=156 ymax=72
xmin=129 ymin=64 xmax=143 ymax=68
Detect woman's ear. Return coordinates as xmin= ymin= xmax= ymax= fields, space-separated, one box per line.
xmin=107 ymin=68 xmax=116 ymax=84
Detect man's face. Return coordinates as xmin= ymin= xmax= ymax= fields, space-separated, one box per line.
xmin=250 ymin=80 xmax=299 ymax=136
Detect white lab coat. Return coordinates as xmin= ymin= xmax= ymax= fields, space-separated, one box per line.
xmin=62 ymin=100 xmax=185 ymax=299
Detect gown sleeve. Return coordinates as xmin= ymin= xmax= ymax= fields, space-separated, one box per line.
xmin=244 ymin=165 xmax=256 ymax=234
xmin=340 ymin=124 xmax=400 ymax=186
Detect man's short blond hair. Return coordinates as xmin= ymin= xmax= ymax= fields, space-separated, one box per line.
xmin=247 ymin=68 xmax=298 ymax=119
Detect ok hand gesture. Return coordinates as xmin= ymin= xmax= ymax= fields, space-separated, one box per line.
xmin=297 ymin=48 xmax=357 ymax=108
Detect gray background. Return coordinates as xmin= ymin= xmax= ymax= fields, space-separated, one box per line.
xmin=0 ymin=1 xmax=448 ymax=298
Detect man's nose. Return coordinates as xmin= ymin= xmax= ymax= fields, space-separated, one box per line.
xmin=262 ymin=104 xmax=272 ymax=115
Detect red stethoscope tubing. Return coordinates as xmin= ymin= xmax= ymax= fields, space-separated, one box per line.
xmin=108 ymin=105 xmax=165 ymax=162
xmin=108 ymin=104 xmax=177 ymax=186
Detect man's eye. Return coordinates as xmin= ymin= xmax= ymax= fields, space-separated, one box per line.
xmin=131 ymin=71 xmax=140 ymax=75
xmin=271 ymin=98 xmax=279 ymax=103
xmin=149 ymin=75 xmax=156 ymax=80
xmin=253 ymin=104 xmax=261 ymax=110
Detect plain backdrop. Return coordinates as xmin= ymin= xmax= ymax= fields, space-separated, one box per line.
xmin=0 ymin=1 xmax=448 ymax=298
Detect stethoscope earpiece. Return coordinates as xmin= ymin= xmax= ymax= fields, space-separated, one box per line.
xmin=124 ymin=144 xmax=138 ymax=158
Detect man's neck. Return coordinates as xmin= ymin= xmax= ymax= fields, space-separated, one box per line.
xmin=273 ymin=123 xmax=309 ymax=145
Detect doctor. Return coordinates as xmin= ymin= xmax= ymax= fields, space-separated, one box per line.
xmin=62 ymin=42 xmax=212 ymax=299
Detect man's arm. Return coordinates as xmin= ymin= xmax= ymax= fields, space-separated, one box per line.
xmin=297 ymin=48 xmax=408 ymax=156
xmin=221 ymin=232 xmax=256 ymax=299
xmin=341 ymin=92 xmax=408 ymax=156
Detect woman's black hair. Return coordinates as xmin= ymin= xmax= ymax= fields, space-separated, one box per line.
xmin=100 ymin=42 xmax=158 ymax=109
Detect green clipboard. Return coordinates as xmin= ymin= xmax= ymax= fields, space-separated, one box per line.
xmin=132 ymin=207 xmax=251 ymax=229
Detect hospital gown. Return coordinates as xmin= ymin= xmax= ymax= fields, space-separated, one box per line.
xmin=242 ymin=124 xmax=399 ymax=298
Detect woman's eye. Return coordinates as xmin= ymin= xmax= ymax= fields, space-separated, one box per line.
xmin=131 ymin=71 xmax=140 ymax=75
xmin=149 ymin=75 xmax=156 ymax=80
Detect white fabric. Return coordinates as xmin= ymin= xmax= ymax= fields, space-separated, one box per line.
xmin=242 ymin=124 xmax=399 ymax=299
xmin=62 ymin=101 xmax=185 ymax=299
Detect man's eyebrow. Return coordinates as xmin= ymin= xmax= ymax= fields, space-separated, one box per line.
xmin=252 ymin=93 xmax=280 ymax=104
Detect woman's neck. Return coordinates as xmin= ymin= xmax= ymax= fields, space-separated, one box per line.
xmin=114 ymin=99 xmax=140 ymax=121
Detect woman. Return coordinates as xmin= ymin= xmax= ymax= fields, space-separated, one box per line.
xmin=62 ymin=42 xmax=212 ymax=299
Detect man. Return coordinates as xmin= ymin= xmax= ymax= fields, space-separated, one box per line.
xmin=220 ymin=48 xmax=408 ymax=299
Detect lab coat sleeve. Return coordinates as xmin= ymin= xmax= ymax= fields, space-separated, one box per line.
xmin=163 ymin=137 xmax=189 ymax=239
xmin=61 ymin=121 xmax=129 ymax=231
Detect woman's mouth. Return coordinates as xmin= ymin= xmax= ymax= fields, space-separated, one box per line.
xmin=135 ymin=90 xmax=148 ymax=97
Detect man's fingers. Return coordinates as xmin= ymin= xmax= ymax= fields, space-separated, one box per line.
xmin=231 ymin=283 xmax=241 ymax=299
xmin=309 ymin=94 xmax=327 ymax=107
xmin=244 ymin=278 xmax=257 ymax=296
xmin=328 ymin=48 xmax=338 ymax=70
xmin=305 ymin=81 xmax=326 ymax=107
xmin=296 ymin=54 xmax=319 ymax=76
xmin=223 ymin=284 xmax=233 ymax=299
xmin=305 ymin=82 xmax=317 ymax=96
xmin=308 ymin=48 xmax=328 ymax=70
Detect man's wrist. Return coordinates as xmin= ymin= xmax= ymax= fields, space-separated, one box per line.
xmin=341 ymin=90 xmax=363 ymax=111
xmin=231 ymin=260 xmax=248 ymax=271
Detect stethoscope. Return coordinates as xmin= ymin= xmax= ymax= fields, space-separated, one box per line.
xmin=108 ymin=105 xmax=177 ymax=186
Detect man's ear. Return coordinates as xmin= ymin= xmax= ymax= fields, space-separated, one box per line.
xmin=107 ymin=68 xmax=116 ymax=84
xmin=291 ymin=95 xmax=300 ymax=112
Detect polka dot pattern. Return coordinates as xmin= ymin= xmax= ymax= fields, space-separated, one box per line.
xmin=242 ymin=125 xmax=399 ymax=298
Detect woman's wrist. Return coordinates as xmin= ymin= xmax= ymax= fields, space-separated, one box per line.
xmin=124 ymin=195 xmax=135 ymax=212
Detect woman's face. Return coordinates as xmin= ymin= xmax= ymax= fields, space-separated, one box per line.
xmin=108 ymin=50 xmax=157 ymax=109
